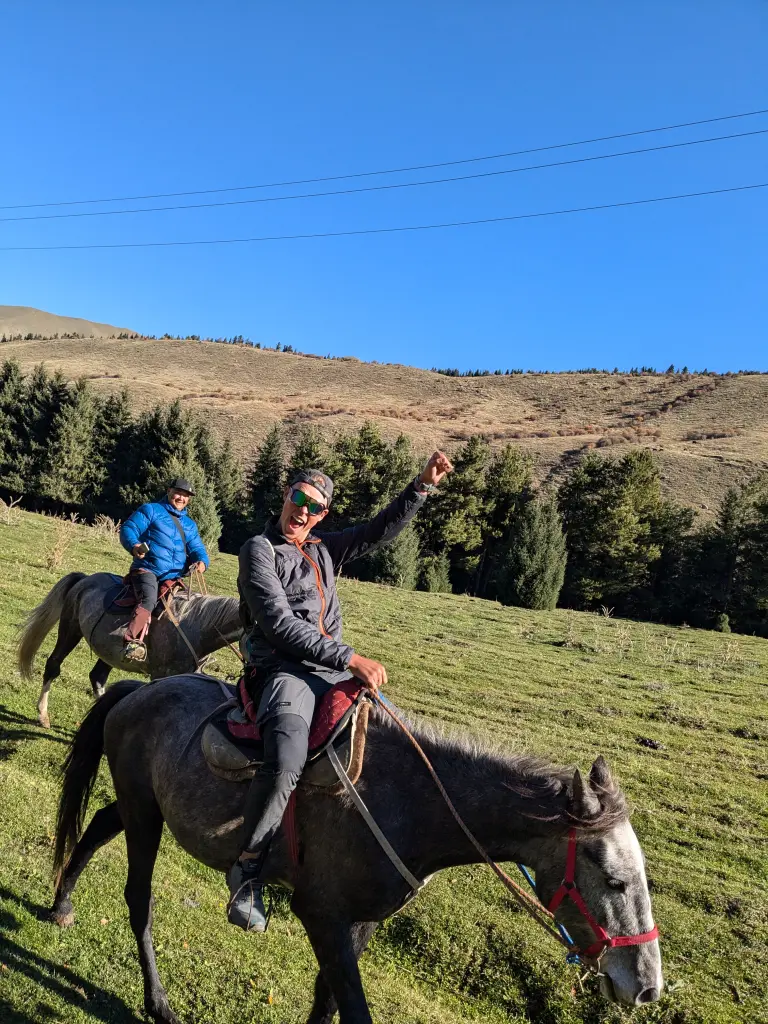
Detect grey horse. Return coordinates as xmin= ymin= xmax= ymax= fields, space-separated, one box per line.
xmin=17 ymin=571 xmax=242 ymax=728
xmin=52 ymin=675 xmax=663 ymax=1023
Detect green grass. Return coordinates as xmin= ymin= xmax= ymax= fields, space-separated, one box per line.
xmin=1 ymin=510 xmax=766 ymax=1024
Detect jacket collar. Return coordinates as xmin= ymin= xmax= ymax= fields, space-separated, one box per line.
xmin=160 ymin=499 xmax=187 ymax=518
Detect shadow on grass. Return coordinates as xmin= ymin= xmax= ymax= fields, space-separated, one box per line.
xmin=0 ymin=894 xmax=140 ymax=1024
xmin=0 ymin=704 xmax=70 ymax=762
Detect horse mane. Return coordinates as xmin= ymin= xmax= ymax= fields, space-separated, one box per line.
xmin=372 ymin=704 xmax=628 ymax=835
xmin=177 ymin=594 xmax=240 ymax=634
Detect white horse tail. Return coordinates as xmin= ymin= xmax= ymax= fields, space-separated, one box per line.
xmin=18 ymin=572 xmax=88 ymax=679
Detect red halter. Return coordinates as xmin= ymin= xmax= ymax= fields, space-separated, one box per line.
xmin=547 ymin=829 xmax=659 ymax=960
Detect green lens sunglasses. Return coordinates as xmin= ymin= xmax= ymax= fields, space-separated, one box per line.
xmin=289 ymin=487 xmax=326 ymax=516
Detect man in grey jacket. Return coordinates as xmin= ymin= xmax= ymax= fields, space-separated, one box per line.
xmin=228 ymin=451 xmax=453 ymax=930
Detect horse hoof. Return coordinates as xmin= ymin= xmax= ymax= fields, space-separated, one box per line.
xmin=39 ymin=714 xmax=51 ymax=729
xmin=93 ymin=685 xmax=105 ymax=699
xmin=50 ymin=906 xmax=75 ymax=928
xmin=145 ymin=998 xmax=181 ymax=1024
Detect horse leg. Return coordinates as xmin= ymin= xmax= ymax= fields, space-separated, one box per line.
xmin=38 ymin=617 xmax=83 ymax=728
xmin=300 ymin=915 xmax=374 ymax=1024
xmin=305 ymin=921 xmax=379 ymax=1024
xmin=123 ymin=805 xmax=179 ymax=1024
xmin=50 ymin=802 xmax=124 ymax=928
xmin=89 ymin=658 xmax=112 ymax=699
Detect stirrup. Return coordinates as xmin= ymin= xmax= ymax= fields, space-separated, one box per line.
xmin=123 ymin=640 xmax=147 ymax=663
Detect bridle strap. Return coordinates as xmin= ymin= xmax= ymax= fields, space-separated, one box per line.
xmin=548 ymin=829 xmax=659 ymax=958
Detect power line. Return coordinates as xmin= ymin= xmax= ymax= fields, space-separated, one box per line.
xmin=2 ymin=127 xmax=767 ymax=225
xmin=1 ymin=106 xmax=766 ymax=212
xmin=1 ymin=181 xmax=764 ymax=252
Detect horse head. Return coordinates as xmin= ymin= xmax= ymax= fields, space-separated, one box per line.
xmin=535 ymin=756 xmax=663 ymax=1006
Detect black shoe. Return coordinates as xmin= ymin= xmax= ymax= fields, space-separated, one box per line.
xmin=226 ymin=859 xmax=267 ymax=932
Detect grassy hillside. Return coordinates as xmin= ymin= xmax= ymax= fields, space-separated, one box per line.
xmin=1 ymin=511 xmax=767 ymax=1024
xmin=3 ymin=332 xmax=768 ymax=515
xmin=0 ymin=306 xmax=133 ymax=339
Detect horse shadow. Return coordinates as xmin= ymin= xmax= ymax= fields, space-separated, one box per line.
xmin=0 ymin=888 xmax=141 ymax=1023
xmin=0 ymin=704 xmax=70 ymax=762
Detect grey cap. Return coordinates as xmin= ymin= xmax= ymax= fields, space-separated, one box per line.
xmin=169 ymin=477 xmax=196 ymax=496
xmin=289 ymin=468 xmax=333 ymax=505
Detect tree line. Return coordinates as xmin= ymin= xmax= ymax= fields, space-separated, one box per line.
xmin=1 ymin=358 xmax=766 ymax=637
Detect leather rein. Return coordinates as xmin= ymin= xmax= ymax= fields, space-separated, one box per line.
xmin=373 ymin=694 xmax=659 ymax=972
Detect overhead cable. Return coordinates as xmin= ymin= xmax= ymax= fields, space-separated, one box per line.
xmin=1 ymin=127 xmax=767 ymax=225
xmin=1 ymin=106 xmax=766 ymax=212
xmin=1 ymin=181 xmax=764 ymax=252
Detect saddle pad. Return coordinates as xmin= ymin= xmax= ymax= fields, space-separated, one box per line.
xmin=202 ymin=691 xmax=369 ymax=789
xmin=231 ymin=677 xmax=363 ymax=747
xmin=105 ymin=576 xmax=184 ymax=613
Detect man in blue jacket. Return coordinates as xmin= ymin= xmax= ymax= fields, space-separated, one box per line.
xmin=119 ymin=478 xmax=210 ymax=661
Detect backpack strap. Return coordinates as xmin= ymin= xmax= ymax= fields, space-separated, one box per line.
xmin=169 ymin=511 xmax=188 ymax=549
xmin=260 ymin=531 xmax=277 ymax=566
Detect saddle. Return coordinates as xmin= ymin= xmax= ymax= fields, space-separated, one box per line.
xmin=107 ymin=574 xmax=184 ymax=613
xmin=201 ymin=678 xmax=370 ymax=792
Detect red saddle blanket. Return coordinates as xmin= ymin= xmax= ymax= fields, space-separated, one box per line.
xmin=231 ymin=676 xmax=364 ymax=750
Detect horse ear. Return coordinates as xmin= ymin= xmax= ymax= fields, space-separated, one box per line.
xmin=570 ymin=768 xmax=601 ymax=819
xmin=589 ymin=755 xmax=612 ymax=792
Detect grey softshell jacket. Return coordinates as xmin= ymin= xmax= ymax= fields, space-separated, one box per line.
xmin=238 ymin=479 xmax=426 ymax=675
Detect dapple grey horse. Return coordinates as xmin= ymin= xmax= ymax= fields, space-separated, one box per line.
xmin=17 ymin=571 xmax=242 ymax=727
xmin=52 ymin=675 xmax=663 ymax=1023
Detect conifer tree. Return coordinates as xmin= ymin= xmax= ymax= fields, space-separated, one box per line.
xmin=418 ymin=550 xmax=452 ymax=592
xmin=0 ymin=359 xmax=28 ymax=492
xmin=248 ymin=424 xmax=286 ymax=532
xmin=417 ymin=435 xmax=491 ymax=591
xmin=557 ymin=449 xmax=668 ymax=610
xmin=287 ymin=425 xmax=328 ymax=478
xmin=492 ymin=494 xmax=567 ymax=609
xmin=94 ymin=390 xmax=137 ymax=519
xmin=475 ymin=445 xmax=533 ymax=596
xmin=38 ymin=380 xmax=101 ymax=506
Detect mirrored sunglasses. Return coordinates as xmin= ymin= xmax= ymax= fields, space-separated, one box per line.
xmin=289 ymin=487 xmax=326 ymax=516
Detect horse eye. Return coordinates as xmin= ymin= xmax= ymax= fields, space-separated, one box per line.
xmin=607 ymin=878 xmax=626 ymax=892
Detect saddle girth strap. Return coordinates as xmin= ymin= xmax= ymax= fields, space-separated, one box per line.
xmin=326 ymin=743 xmax=423 ymax=893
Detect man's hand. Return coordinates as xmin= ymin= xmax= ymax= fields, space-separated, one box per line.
xmin=132 ymin=543 xmax=147 ymax=559
xmin=419 ymin=450 xmax=454 ymax=488
xmin=348 ymin=653 xmax=387 ymax=695
xmin=191 ymin=561 xmax=207 ymax=574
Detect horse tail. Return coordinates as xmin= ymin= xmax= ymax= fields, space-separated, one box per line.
xmin=53 ymin=680 xmax=142 ymax=884
xmin=17 ymin=572 xmax=87 ymax=679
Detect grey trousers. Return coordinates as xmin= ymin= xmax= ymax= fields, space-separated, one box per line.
xmin=241 ymin=665 xmax=352 ymax=859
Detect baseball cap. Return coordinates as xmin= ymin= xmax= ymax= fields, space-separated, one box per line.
xmin=289 ymin=468 xmax=333 ymax=505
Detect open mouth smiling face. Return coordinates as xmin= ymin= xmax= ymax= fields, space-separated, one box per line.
xmin=279 ymin=484 xmax=328 ymax=541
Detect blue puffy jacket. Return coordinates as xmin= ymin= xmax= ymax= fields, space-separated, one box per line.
xmin=120 ymin=500 xmax=210 ymax=581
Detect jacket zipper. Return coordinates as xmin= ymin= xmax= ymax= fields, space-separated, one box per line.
xmin=294 ymin=541 xmax=331 ymax=638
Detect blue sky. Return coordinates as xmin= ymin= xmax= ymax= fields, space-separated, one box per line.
xmin=1 ymin=2 xmax=766 ymax=372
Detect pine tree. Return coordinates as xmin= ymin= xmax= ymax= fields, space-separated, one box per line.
xmin=417 ymin=435 xmax=491 ymax=592
xmin=492 ymin=495 xmax=567 ymax=610
xmin=248 ymin=424 xmax=286 ymax=532
xmin=418 ymin=550 xmax=452 ymax=592
xmin=325 ymin=421 xmax=392 ymax=527
xmin=287 ymin=425 xmax=328 ymax=478
xmin=0 ymin=359 xmax=28 ymax=492
xmin=38 ymin=380 xmax=102 ymax=506
xmin=94 ymin=390 xmax=137 ymax=519
xmin=13 ymin=365 xmax=70 ymax=497
xmin=355 ymin=523 xmax=421 ymax=590
xmin=557 ymin=449 xmax=668 ymax=610
xmin=475 ymin=445 xmax=533 ymax=596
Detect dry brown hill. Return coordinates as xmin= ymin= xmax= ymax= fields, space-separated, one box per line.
xmin=3 ymin=332 xmax=767 ymax=515
xmin=0 ymin=305 xmax=134 ymax=339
